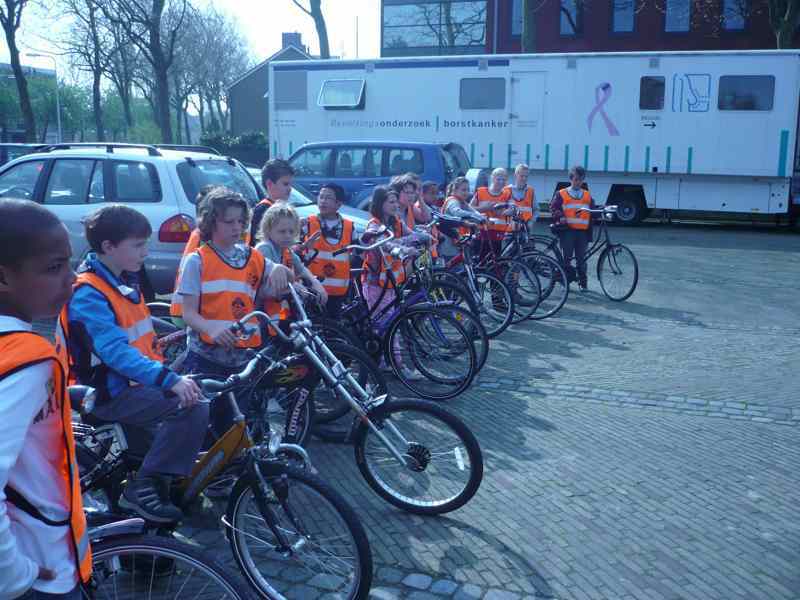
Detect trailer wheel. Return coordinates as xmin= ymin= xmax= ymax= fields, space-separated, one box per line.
xmin=613 ymin=193 xmax=646 ymax=226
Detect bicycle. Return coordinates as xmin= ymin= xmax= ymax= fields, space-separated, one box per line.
xmin=229 ymin=285 xmax=484 ymax=515
xmin=71 ymin=378 xmax=373 ymax=599
xmin=87 ymin=513 xmax=258 ymax=599
xmin=549 ymin=205 xmax=639 ymax=301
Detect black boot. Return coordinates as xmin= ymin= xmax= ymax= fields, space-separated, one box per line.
xmin=119 ymin=475 xmax=183 ymax=523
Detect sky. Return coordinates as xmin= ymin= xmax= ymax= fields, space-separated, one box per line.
xmin=1 ymin=0 xmax=382 ymax=74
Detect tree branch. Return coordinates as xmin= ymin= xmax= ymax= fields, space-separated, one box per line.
xmin=291 ymin=0 xmax=312 ymax=17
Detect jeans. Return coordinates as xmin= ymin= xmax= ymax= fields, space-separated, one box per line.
xmin=91 ymin=385 xmax=209 ymax=478
xmin=558 ymin=228 xmax=590 ymax=285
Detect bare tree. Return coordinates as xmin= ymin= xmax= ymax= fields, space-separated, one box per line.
xmin=0 ymin=0 xmax=36 ymax=141
xmin=766 ymin=0 xmax=800 ymax=47
xmin=291 ymin=0 xmax=330 ymax=58
xmin=104 ymin=18 xmax=139 ymax=132
xmin=95 ymin=0 xmax=190 ymax=143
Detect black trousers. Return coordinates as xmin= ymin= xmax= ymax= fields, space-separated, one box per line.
xmin=558 ymin=228 xmax=590 ymax=284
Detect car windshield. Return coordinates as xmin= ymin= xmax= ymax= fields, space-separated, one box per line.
xmin=176 ymin=160 xmax=260 ymax=204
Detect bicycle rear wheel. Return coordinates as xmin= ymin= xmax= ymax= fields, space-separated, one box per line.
xmin=354 ymin=398 xmax=483 ymax=515
xmin=227 ymin=463 xmax=373 ymax=599
xmin=386 ymin=307 xmax=477 ymax=401
xmin=520 ymin=252 xmax=569 ymax=320
xmin=91 ymin=534 xmax=258 ymax=599
xmin=597 ymin=243 xmax=638 ymax=301
xmin=425 ymin=280 xmax=489 ymax=372
xmin=496 ymin=259 xmax=541 ymax=323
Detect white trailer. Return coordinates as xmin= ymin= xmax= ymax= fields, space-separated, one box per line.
xmin=268 ymin=50 xmax=800 ymax=223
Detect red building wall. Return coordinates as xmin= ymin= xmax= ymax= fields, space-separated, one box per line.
xmin=486 ymin=0 xmax=795 ymax=54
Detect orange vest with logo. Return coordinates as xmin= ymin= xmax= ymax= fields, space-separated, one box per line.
xmin=66 ymin=271 xmax=163 ymax=368
xmin=508 ymin=185 xmax=535 ymax=223
xmin=0 ymin=329 xmax=92 ymax=583
xmin=198 ymin=245 xmax=265 ymax=347
xmin=475 ymin=186 xmax=513 ymax=233
xmin=305 ymin=215 xmax=354 ymax=297
xmin=559 ymin=188 xmax=591 ymax=230
xmin=362 ymin=218 xmax=406 ymax=289
xmin=263 ymin=246 xmax=295 ymax=335
xmin=172 ymin=230 xmax=251 ymax=317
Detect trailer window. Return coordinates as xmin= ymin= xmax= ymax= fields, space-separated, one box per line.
xmin=318 ymin=79 xmax=366 ymax=109
xmin=274 ymin=70 xmax=308 ymax=111
xmin=639 ymin=77 xmax=665 ymax=110
xmin=460 ymin=78 xmax=505 ymax=110
xmin=718 ymin=76 xmax=775 ymax=111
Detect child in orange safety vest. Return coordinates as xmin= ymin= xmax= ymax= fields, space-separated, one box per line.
xmin=470 ymin=167 xmax=514 ymax=258
xmin=549 ymin=165 xmax=595 ymax=291
xmin=0 ymin=200 xmax=92 ymax=598
xmin=298 ymin=183 xmax=355 ymax=317
xmin=255 ymin=203 xmax=329 ymax=328
xmin=249 ymin=158 xmax=295 ymax=244
xmin=506 ymin=163 xmax=539 ymax=229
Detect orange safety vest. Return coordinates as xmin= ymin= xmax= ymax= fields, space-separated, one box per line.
xmin=362 ymin=218 xmax=406 ymax=289
xmin=305 ymin=215 xmax=354 ymax=297
xmin=171 ymin=230 xmax=251 ymax=317
xmin=65 ymin=271 xmax=163 ymax=369
xmin=507 ymin=185 xmax=535 ymax=223
xmin=442 ymin=197 xmax=472 ymax=238
xmin=559 ymin=188 xmax=591 ymax=230
xmin=0 ymin=329 xmax=92 ymax=583
xmin=474 ymin=186 xmax=513 ymax=233
xmin=263 ymin=246 xmax=296 ymax=335
xmin=197 ymin=244 xmax=265 ymax=347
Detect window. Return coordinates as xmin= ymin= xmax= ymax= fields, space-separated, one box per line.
xmin=318 ymin=79 xmax=366 ymax=109
xmin=665 ymin=0 xmax=690 ymax=32
xmin=44 ymin=159 xmax=94 ymax=205
xmin=382 ymin=0 xmax=487 ymax=56
xmin=176 ymin=160 xmax=260 ymax=205
xmin=290 ymin=148 xmax=332 ymax=178
xmin=718 ymin=76 xmax=775 ymax=111
xmin=442 ymin=143 xmax=471 ymax=177
xmin=333 ymin=148 xmax=381 ymax=178
xmin=639 ymin=77 xmax=665 ymax=110
xmin=511 ymin=0 xmax=523 ymax=35
xmin=612 ymin=0 xmax=635 ymax=32
xmin=274 ymin=70 xmax=307 ymax=111
xmin=387 ymin=149 xmax=423 ymax=176
xmin=87 ymin=162 xmax=105 ymax=203
xmin=723 ymin=0 xmax=746 ymax=30
xmin=111 ymin=161 xmax=160 ymax=202
xmin=460 ymin=78 xmax=506 ymax=110
xmin=560 ymin=0 xmax=583 ymax=35
xmin=0 ymin=160 xmax=44 ymax=200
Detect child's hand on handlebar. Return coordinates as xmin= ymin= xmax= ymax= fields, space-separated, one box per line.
xmin=171 ymin=376 xmax=202 ymax=407
xmin=266 ymin=264 xmax=293 ymax=296
xmin=205 ymin=322 xmax=239 ymax=348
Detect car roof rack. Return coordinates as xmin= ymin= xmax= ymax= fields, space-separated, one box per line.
xmin=36 ymin=143 xmax=162 ymax=157
xmin=154 ymin=144 xmax=221 ymax=155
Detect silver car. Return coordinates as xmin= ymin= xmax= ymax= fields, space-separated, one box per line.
xmin=0 ymin=143 xmax=370 ymax=299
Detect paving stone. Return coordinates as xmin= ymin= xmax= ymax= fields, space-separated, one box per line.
xmin=377 ymin=567 xmax=406 ymax=585
xmin=370 ymin=587 xmax=403 ymax=600
xmin=454 ymin=584 xmax=484 ymax=600
xmin=403 ymin=574 xmax=433 ymax=590
xmin=430 ymin=580 xmax=460 ymax=596
xmin=483 ymin=591 xmax=521 ymax=600
xmin=407 ymin=592 xmax=443 ymax=600
xmin=308 ymin=573 xmax=347 ymax=591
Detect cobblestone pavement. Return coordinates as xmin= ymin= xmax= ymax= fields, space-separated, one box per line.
xmin=49 ymin=222 xmax=800 ymax=598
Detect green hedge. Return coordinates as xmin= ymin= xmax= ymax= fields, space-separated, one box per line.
xmin=200 ymin=131 xmax=268 ymax=167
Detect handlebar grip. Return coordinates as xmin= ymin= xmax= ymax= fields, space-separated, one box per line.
xmin=333 ymin=247 xmax=348 ymax=256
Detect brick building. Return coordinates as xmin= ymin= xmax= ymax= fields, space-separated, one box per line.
xmin=380 ymin=0 xmax=798 ymax=57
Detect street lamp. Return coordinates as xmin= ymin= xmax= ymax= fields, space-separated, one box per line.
xmin=25 ymin=52 xmax=61 ymax=143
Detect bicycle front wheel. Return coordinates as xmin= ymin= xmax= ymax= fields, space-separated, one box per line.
xmin=497 ymin=259 xmax=541 ymax=323
xmin=354 ymin=398 xmax=484 ymax=515
xmin=387 ymin=307 xmax=477 ymax=400
xmin=597 ymin=243 xmax=638 ymax=301
xmin=472 ymin=271 xmax=514 ymax=338
xmin=520 ymin=252 xmax=569 ymax=320
xmin=91 ymin=534 xmax=258 ymax=599
xmin=227 ymin=464 xmax=373 ymax=600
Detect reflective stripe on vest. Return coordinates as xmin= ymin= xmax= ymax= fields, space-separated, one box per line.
xmin=305 ymin=215 xmax=354 ymax=296
xmin=362 ymin=218 xmax=405 ymax=288
xmin=68 ymin=272 xmax=163 ymax=366
xmin=507 ymin=185 xmax=535 ymax=223
xmin=0 ymin=330 xmax=92 ymax=582
xmin=475 ymin=187 xmax=512 ymax=233
xmin=559 ymin=188 xmax=591 ymax=230
xmin=198 ymin=245 xmax=265 ymax=347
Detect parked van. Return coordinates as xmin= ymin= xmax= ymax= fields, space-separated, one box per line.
xmin=287 ymin=140 xmax=470 ymax=209
xmin=269 ymin=50 xmax=800 ymax=224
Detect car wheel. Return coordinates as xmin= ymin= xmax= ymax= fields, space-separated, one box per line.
xmin=614 ymin=193 xmax=646 ymax=226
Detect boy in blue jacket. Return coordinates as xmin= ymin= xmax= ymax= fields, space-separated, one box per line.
xmin=63 ymin=205 xmax=208 ymax=524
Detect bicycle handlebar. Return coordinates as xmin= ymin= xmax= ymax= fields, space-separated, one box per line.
xmin=333 ymin=229 xmax=394 ymax=256
xmin=576 ymin=205 xmax=618 ymax=215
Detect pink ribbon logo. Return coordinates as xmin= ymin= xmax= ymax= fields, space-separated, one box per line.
xmin=587 ymin=82 xmax=620 ymax=136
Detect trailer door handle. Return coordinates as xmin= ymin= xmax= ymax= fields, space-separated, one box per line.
xmin=643 ymin=121 xmax=656 ymax=129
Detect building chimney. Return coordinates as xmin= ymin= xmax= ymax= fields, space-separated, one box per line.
xmin=282 ymin=32 xmax=303 ymax=50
